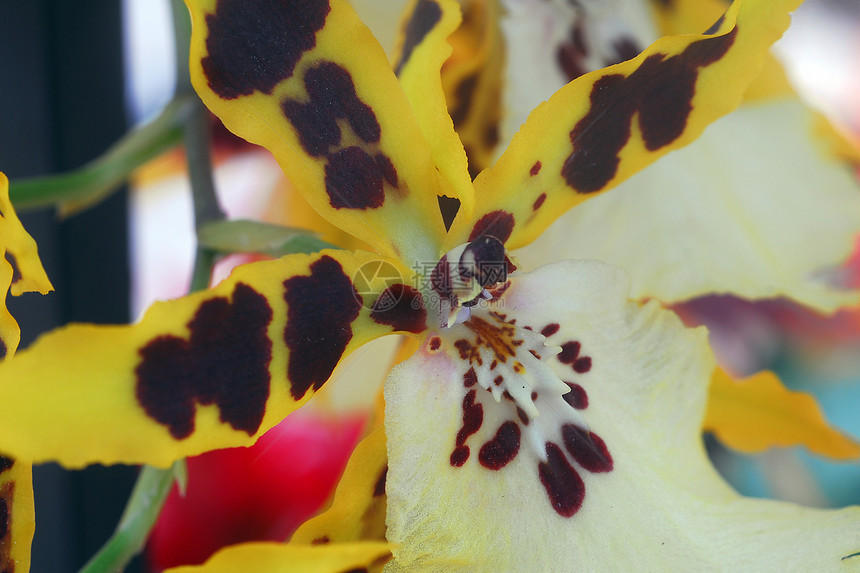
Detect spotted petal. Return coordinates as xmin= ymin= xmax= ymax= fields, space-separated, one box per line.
xmin=517 ymin=98 xmax=860 ymax=311
xmin=185 ymin=0 xmax=451 ymax=263
xmin=0 ymin=455 xmax=34 ymax=573
xmin=165 ymin=541 xmax=391 ymax=573
xmin=394 ymin=0 xmax=473 ymax=212
xmin=0 ymin=250 xmax=427 ymax=468
xmin=384 ymin=260 xmax=860 ymax=571
xmin=446 ymin=0 xmax=803 ymax=250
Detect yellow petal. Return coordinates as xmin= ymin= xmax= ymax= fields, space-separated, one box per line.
xmin=651 ymin=0 xmax=794 ymax=101
xmin=0 ymin=256 xmax=18 ymax=360
xmin=0 ymin=173 xmax=52 ymax=298
xmin=184 ymin=0 xmax=451 ymax=264
xmin=704 ymin=368 xmax=860 ymax=459
xmin=0 ymin=250 xmax=427 ymax=468
xmin=291 ymin=425 xmax=388 ymax=545
xmin=441 ymin=0 xmax=505 ymax=178
xmin=384 ymin=260 xmax=860 ymax=571
xmin=394 ymin=0 xmax=474 ymax=213
xmin=0 ymin=455 xmax=34 ymax=573
xmin=166 ymin=541 xmax=391 ymax=573
xmin=517 ymin=97 xmax=860 ymax=311
xmin=447 ymin=0 xmax=803 ymax=250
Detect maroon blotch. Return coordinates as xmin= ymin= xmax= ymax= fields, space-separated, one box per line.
xmin=529 ymin=161 xmax=542 ymax=176
xmin=324 ymin=146 xmax=387 ymax=209
xmin=463 ymin=367 xmax=477 ymax=387
xmin=561 ymin=29 xmax=737 ymax=192
xmin=429 ymin=336 xmax=441 ymax=351
xmin=202 ymin=0 xmax=330 ymax=99
xmin=562 ymin=424 xmax=614 ymax=472
xmin=557 ymin=341 xmax=581 ymax=364
xmin=516 ymin=407 xmax=530 ymax=425
xmin=282 ymin=61 xmax=382 ymax=155
xmin=563 ymin=382 xmax=589 ymax=410
xmin=450 ymin=390 xmax=484 ymax=466
xmin=573 ymin=356 xmax=592 ymax=373
xmin=283 ymin=256 xmax=362 ymax=400
xmin=370 ymin=284 xmax=426 ymax=334
xmin=540 ymin=323 xmax=559 ymax=337
xmin=538 ymin=442 xmax=585 ymax=517
xmin=450 ymin=74 xmax=478 ymax=128
xmin=532 ymin=193 xmax=547 ymax=211
xmin=4 ymin=253 xmax=20 ymax=284
xmin=479 ymin=421 xmax=521 ymax=470
xmin=394 ymin=0 xmax=442 ymax=75
xmin=469 ymin=211 xmax=515 ymax=243
xmin=136 ymin=283 xmax=273 ymax=440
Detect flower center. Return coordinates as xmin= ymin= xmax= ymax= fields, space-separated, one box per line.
xmin=427 ymin=291 xmax=615 ymax=518
xmin=427 ymin=235 xmax=510 ymax=327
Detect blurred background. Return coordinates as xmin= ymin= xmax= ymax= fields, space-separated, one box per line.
xmin=0 ymin=0 xmax=857 ymax=571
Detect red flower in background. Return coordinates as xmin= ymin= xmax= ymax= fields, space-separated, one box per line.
xmin=146 ymin=411 xmax=366 ymax=571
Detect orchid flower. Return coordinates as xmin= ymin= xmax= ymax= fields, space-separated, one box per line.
xmin=1 ymin=0 xmax=860 ymax=571
xmin=0 ymin=173 xmax=52 ymax=573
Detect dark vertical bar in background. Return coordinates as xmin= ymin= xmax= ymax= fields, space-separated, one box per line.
xmin=0 ymin=1 xmax=140 ymax=571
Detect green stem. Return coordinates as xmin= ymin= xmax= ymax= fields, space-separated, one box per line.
xmin=9 ymin=95 xmax=193 ymax=212
xmin=78 ymin=464 xmax=181 ymax=573
xmin=78 ymin=6 xmax=223 ymax=573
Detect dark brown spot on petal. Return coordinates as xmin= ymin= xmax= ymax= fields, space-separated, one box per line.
xmin=563 ymin=382 xmax=589 ymax=409
xmin=450 ymin=390 xmax=483 ymax=466
xmin=573 ymin=356 xmax=592 ymax=373
xmin=493 ymin=375 xmax=504 ymax=386
xmin=394 ymin=0 xmax=442 ymax=76
xmin=449 ymin=445 xmax=470 ymax=467
xmin=136 ymin=283 xmax=273 ymax=440
xmin=202 ymin=0 xmax=330 ymax=99
xmin=562 ymin=424 xmax=613 ymax=472
xmin=339 ymin=569 xmax=369 ymax=573
xmin=370 ymin=284 xmax=426 ymax=334
xmin=0 ymin=458 xmax=12 ymax=474
xmin=312 ymin=536 xmax=330 ymax=545
xmin=4 ymin=253 xmax=20 ymax=285
xmin=373 ymin=465 xmax=387 ymax=497
xmin=468 ymin=211 xmax=515 ymax=243
xmin=538 ymin=442 xmax=585 ymax=517
xmin=0 ymin=482 xmax=11 ymax=571
xmin=540 ymin=323 xmax=559 ymax=338
xmin=529 ymin=161 xmax=542 ymax=176
xmin=429 ymin=336 xmax=441 ymax=351
xmin=0 ymin=339 xmax=6 ymax=361
xmin=463 ymin=367 xmax=477 ymax=387
xmin=532 ymin=193 xmax=547 ymax=211
xmin=479 ymin=421 xmax=521 ymax=470
xmin=450 ymin=74 xmax=478 ymax=128
xmin=557 ymin=341 xmax=581 ymax=364
xmin=283 ymin=62 xmax=381 ymax=157
xmin=283 ymin=256 xmax=362 ymax=400
xmin=562 ymin=29 xmax=737 ymax=192
xmin=516 ymin=407 xmax=530 ymax=425
xmin=324 ymin=146 xmax=388 ymax=209
xmin=557 ymin=21 xmax=589 ymax=82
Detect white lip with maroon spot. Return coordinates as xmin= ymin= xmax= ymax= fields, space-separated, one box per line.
xmin=440 ymin=305 xmax=590 ymax=462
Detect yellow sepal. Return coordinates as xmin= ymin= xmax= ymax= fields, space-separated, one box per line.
xmin=0 ymin=250 xmax=420 ymax=468
xmin=447 ymin=0 xmax=803 ymax=249
xmin=704 ymin=368 xmax=860 ymax=459
xmin=185 ymin=0 xmax=451 ymax=264
xmin=166 ymin=541 xmax=391 ymax=573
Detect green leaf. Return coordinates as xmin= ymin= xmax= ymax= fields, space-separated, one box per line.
xmin=9 ymin=95 xmax=194 ymax=214
xmin=197 ymin=219 xmax=340 ymax=257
